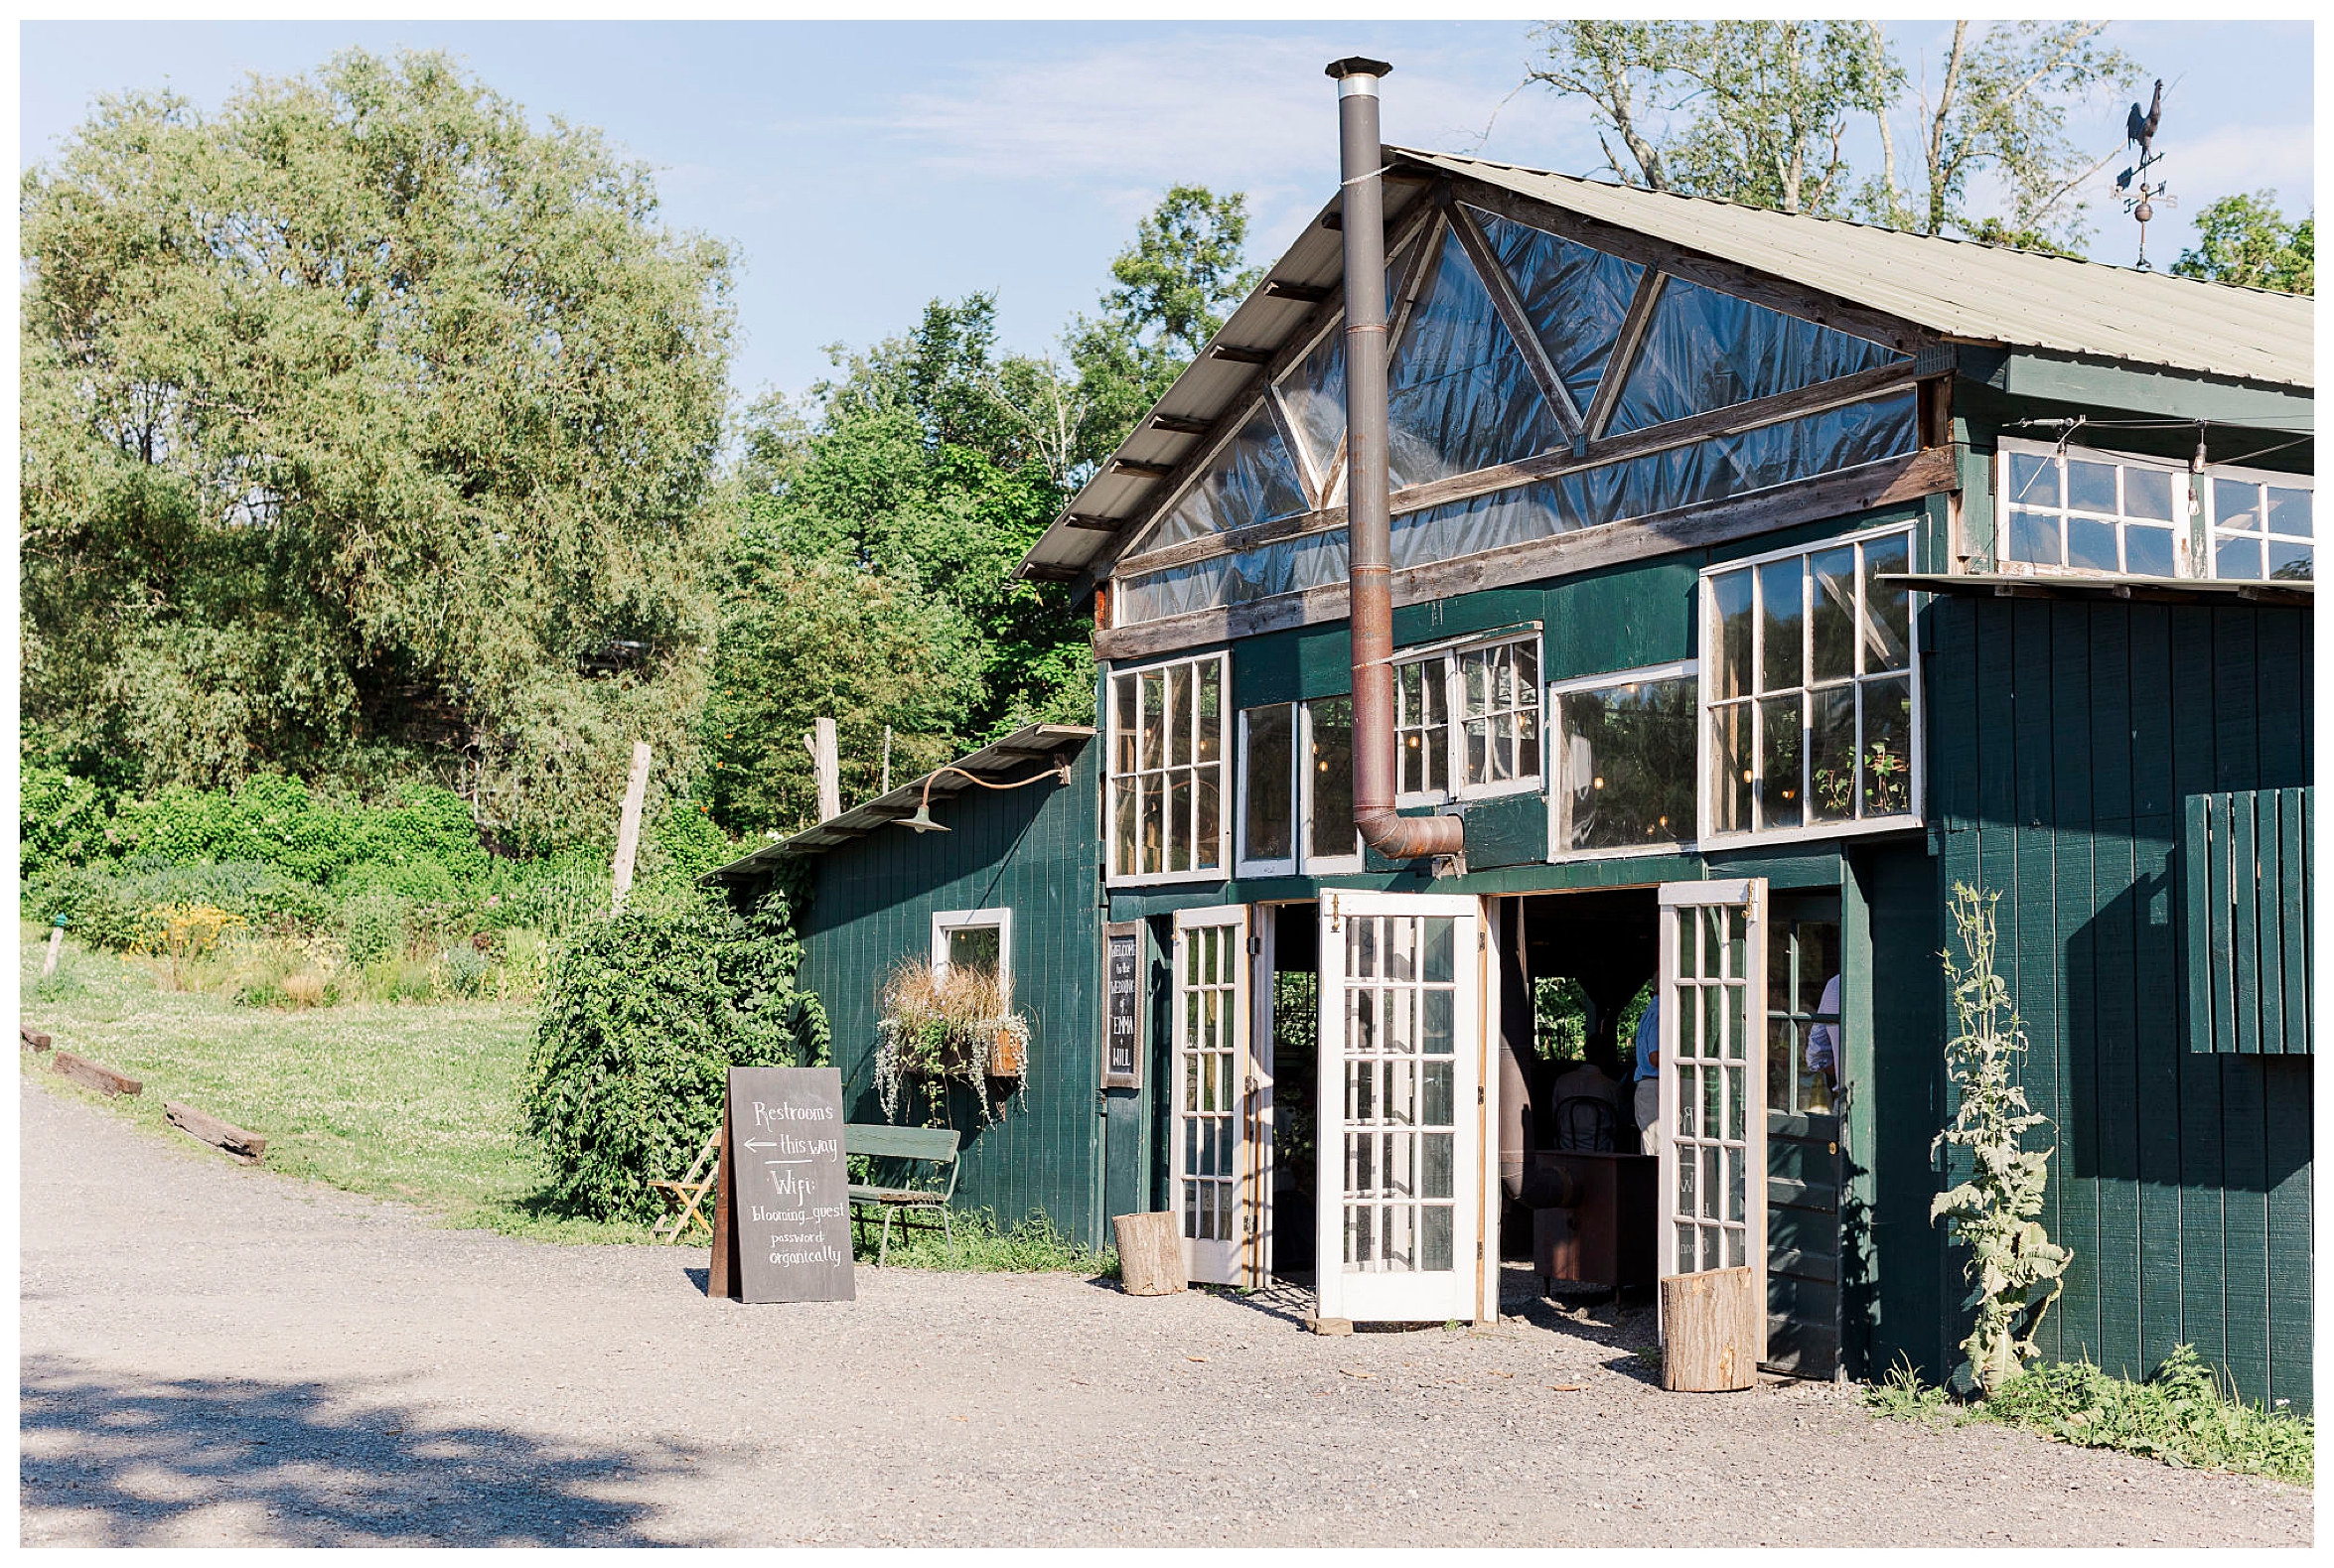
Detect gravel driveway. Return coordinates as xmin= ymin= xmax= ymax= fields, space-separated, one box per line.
xmin=19 ymin=1076 xmax=2312 ymax=1547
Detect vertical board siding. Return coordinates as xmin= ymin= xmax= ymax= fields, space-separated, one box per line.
xmin=794 ymin=746 xmax=1107 ymax=1249
xmin=1921 ymin=596 xmax=2314 ymax=1410
xmin=2184 ymin=788 xmax=2316 ymax=1055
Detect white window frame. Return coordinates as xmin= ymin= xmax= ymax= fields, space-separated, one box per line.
xmin=1300 ymin=696 xmax=1366 ymax=875
xmin=2199 ymin=457 xmax=2316 ymax=584
xmin=1696 ymin=523 xmax=1924 ymax=849
xmin=1388 ymin=629 xmax=1545 ymax=808
xmin=1105 ymin=651 xmax=1232 ymax=888
xmin=1235 ymin=703 xmax=1297 ymax=877
xmin=1545 ymin=658 xmax=1700 ymax=863
xmin=1993 ymin=437 xmax=2315 ymax=583
xmin=932 ymin=907 xmax=1013 ymax=1006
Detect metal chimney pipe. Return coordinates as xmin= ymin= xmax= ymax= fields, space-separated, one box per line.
xmin=1327 ymin=57 xmax=1463 ymax=863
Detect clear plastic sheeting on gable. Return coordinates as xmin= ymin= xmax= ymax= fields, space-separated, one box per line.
xmin=1606 ymin=277 xmax=1903 ymax=436
xmin=1467 ymin=207 xmax=1644 ymax=416
xmin=1144 ymin=402 xmax=1311 ymax=552
xmin=1391 ymin=393 xmax=1915 ymax=570
xmin=1115 ymin=394 xmax=1917 ymax=627
xmin=1386 ymin=227 xmax=1562 ymax=488
xmin=1118 ymin=528 xmax=1350 ymax=624
xmin=1276 ymin=242 xmax=1424 ymax=489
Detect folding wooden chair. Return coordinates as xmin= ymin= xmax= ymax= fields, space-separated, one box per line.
xmin=650 ymin=1128 xmax=723 ymax=1244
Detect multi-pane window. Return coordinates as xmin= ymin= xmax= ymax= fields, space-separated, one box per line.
xmin=1237 ymin=697 xmax=1360 ymax=874
xmin=1765 ymin=911 xmax=1840 ymax=1116
xmin=1551 ymin=662 xmax=1698 ymax=854
xmin=2209 ymin=470 xmax=2315 ymax=582
xmin=1703 ymin=528 xmax=1918 ymax=840
xmin=1390 ymin=636 xmax=1541 ymax=803
xmin=1340 ymin=911 xmax=1460 ymax=1274
xmin=932 ymin=909 xmax=1011 ymax=1003
xmin=1108 ymin=654 xmax=1229 ymax=883
xmin=1996 ymin=439 xmax=2313 ymax=582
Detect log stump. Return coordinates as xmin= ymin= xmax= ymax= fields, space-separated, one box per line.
xmin=1112 ymin=1212 xmax=1186 ymax=1297
xmin=1659 ymin=1266 xmax=1757 ymax=1392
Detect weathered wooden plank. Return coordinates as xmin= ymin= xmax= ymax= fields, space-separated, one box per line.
xmin=2217 ymin=1055 xmax=2271 ymax=1405
xmin=21 ymin=1025 xmax=52 ymax=1052
xmin=2087 ymin=606 xmax=2132 ymax=828
xmin=1972 ymin=599 xmax=2016 ymax=828
xmin=2252 ymin=790 xmax=2283 ymax=1055
xmin=1095 ymin=448 xmax=1959 ymax=662
xmin=2260 ymin=1056 xmax=2313 ymax=1411
xmin=2278 ymin=787 xmax=2308 ymax=1054
xmin=2126 ymin=607 xmax=2174 ymax=821
xmin=2208 ymin=797 xmax=2239 ymax=1057
xmin=2253 ymin=608 xmax=2305 ymax=785
xmin=2128 ymin=827 xmax=2186 ymax=1375
xmin=1583 ymin=268 xmax=1667 ymax=441
xmin=52 ymin=1050 xmax=140 ymax=1097
xmin=2090 ymin=827 xmax=2141 ymax=1381
xmin=164 ymin=1102 xmax=267 ymax=1164
xmin=2230 ymin=793 xmax=2260 ymax=1055
xmin=1929 ymin=598 xmax=1976 ymax=830
xmin=2211 ymin=608 xmax=2259 ymax=793
xmin=2051 ymin=827 xmax=2100 ymax=1365
xmin=2050 ymin=604 xmax=2092 ymax=830
xmin=1447 ymin=200 xmax=1584 ymax=438
xmin=2009 ymin=601 xmax=2055 ymax=830
xmin=2181 ymin=794 xmax=2213 ymax=1057
xmin=2012 ymin=822 xmax=2061 ymax=1357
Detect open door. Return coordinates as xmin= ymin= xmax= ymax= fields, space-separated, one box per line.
xmin=1171 ymin=907 xmax=1259 ymax=1286
xmin=1316 ymin=891 xmax=1487 ymax=1324
xmin=1656 ymin=879 xmax=1769 ymax=1349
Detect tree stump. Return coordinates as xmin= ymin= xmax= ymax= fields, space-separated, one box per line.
xmin=1112 ymin=1212 xmax=1185 ymax=1297
xmin=1660 ymin=1266 xmax=1757 ymax=1392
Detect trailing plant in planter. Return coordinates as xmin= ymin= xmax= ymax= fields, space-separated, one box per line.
xmin=1932 ymin=882 xmax=2071 ymax=1397
xmin=875 ymin=955 xmax=1031 ymax=1127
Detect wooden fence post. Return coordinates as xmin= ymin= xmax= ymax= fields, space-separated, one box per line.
xmin=804 ymin=717 xmax=841 ymax=821
xmin=611 ymin=741 xmax=653 ymax=913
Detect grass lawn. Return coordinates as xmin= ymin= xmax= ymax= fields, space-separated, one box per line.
xmin=19 ymin=924 xmax=652 ymax=1244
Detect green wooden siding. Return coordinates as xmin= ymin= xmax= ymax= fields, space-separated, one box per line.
xmin=792 ymin=745 xmax=1109 ymax=1249
xmin=1927 ymin=595 xmax=2313 ymax=1410
xmin=2184 ymin=788 xmax=2313 ymax=1054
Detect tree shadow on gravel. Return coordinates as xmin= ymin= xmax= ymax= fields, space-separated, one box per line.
xmin=20 ymin=1354 xmax=705 ymax=1546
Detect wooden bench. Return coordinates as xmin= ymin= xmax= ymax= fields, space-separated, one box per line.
xmin=845 ymin=1124 xmax=959 ymax=1267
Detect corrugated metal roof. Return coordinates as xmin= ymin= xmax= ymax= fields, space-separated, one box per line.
xmin=1017 ymin=146 xmax=2311 ymax=592
xmin=1414 ymin=150 xmax=2312 ymax=389
xmin=699 ymin=724 xmax=1094 ymax=882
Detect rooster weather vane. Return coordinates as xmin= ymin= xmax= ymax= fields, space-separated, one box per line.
xmin=2115 ymin=79 xmax=2171 ymax=269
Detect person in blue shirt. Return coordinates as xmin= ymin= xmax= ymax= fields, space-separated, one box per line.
xmin=1630 ymin=992 xmax=1662 ymax=1161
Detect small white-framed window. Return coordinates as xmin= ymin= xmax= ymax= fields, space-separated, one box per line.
xmin=1107 ymin=652 xmax=1230 ymax=885
xmin=932 ymin=907 xmax=1012 ymax=1005
xmin=1235 ymin=696 xmax=1362 ymax=875
xmin=1388 ymin=633 xmax=1543 ymax=806
xmin=1548 ymin=660 xmax=1698 ymax=859
xmin=1995 ymin=438 xmax=2313 ymax=583
xmin=2205 ymin=463 xmax=2315 ymax=582
xmin=1699 ymin=525 xmax=1920 ymax=845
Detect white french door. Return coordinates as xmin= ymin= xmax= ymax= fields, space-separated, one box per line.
xmin=1656 ymin=879 xmax=1769 ymax=1344
xmin=1172 ymin=907 xmax=1256 ymax=1286
xmin=1316 ymin=892 xmax=1487 ymax=1324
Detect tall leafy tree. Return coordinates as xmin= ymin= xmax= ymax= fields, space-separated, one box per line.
xmin=20 ymin=50 xmax=735 ymax=849
xmin=2173 ymin=192 xmax=2314 ymax=294
xmin=1527 ymin=20 xmax=2139 ymax=247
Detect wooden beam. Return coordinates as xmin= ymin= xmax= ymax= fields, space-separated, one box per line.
xmin=1063 ymin=513 xmax=1120 ymax=531
xmin=1094 ymin=447 xmax=1958 ymax=660
xmin=165 ymin=1102 xmax=267 ymax=1165
xmin=1262 ymin=280 xmax=1332 ymax=304
xmin=1441 ymin=170 xmax=1936 ymax=356
xmin=1264 ymin=385 xmax=1324 ymax=509
xmin=1582 ymin=269 xmax=1666 ymax=442
xmin=53 ymin=1050 xmax=141 ymax=1098
xmin=1113 ymin=359 xmax=1923 ymax=580
xmin=22 ymin=1026 xmax=52 ymax=1052
xmin=1019 ymin=562 xmax=1081 ymax=583
xmin=1147 ymin=414 xmax=1214 ymax=436
xmin=1110 ymin=459 xmax=1178 ymax=479
xmin=1073 ymin=198 xmax=1441 ymax=590
xmin=1206 ymin=346 xmax=1276 ymax=366
xmin=1447 ymin=200 xmax=1584 ymax=441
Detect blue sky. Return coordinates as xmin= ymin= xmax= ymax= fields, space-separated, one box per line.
xmin=21 ymin=19 xmax=2315 ymax=408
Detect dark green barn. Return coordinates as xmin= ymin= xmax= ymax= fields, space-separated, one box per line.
xmin=717 ymin=124 xmax=2313 ymax=1409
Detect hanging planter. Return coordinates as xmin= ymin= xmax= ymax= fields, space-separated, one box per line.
xmin=875 ymin=957 xmax=1032 ymax=1127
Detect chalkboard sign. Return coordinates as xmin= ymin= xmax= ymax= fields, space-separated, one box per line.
xmin=1102 ymin=922 xmax=1143 ymax=1089
xmin=714 ymin=1067 xmax=854 ymax=1304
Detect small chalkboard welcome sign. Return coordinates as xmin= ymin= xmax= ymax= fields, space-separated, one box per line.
xmin=709 ymin=1067 xmax=855 ymax=1303
xmin=1102 ymin=921 xmax=1143 ymax=1090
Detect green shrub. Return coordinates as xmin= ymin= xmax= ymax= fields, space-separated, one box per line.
xmin=521 ymin=895 xmax=825 ymax=1224
xmin=27 ymin=862 xmax=336 ymax=950
xmin=342 ymin=893 xmax=410 ymax=966
xmin=20 ymin=765 xmax=113 ymax=878
xmin=339 ymin=857 xmax=462 ymax=904
xmin=436 ymin=942 xmax=493 ymax=999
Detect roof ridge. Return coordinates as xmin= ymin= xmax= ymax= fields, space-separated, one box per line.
xmin=1397 ymin=146 xmax=2309 ymax=300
